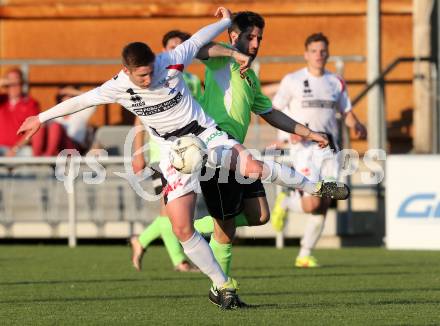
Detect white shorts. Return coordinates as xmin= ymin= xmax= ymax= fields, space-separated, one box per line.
xmin=288 ymin=142 xmax=339 ymax=196
xmin=159 ymin=126 xmax=239 ymax=203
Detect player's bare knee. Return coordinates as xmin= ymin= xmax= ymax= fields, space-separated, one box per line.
xmin=213 ymin=224 xmax=235 ymax=243
xmin=214 ymin=230 xmax=235 ymax=244
xmin=243 ymin=160 xmax=263 ymax=178
xmin=259 ymin=212 xmax=270 ymax=225
xmin=172 ymin=225 xmax=193 ymax=242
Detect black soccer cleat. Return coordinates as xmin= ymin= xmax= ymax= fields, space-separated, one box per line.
xmin=209 ymin=285 xmax=248 ymax=310
xmin=314 ymin=180 xmax=350 ymax=200
xmin=208 ymin=287 xmax=221 ymax=307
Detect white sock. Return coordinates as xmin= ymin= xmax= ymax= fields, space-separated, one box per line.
xmin=298 ymin=214 xmax=325 ymax=257
xmin=180 ymin=232 xmax=227 ymax=288
xmin=286 ymin=191 xmax=304 ymax=213
xmin=263 ymin=161 xmax=317 ymax=194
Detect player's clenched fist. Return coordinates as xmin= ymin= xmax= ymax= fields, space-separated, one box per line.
xmin=214 ymin=7 xmax=231 ymax=19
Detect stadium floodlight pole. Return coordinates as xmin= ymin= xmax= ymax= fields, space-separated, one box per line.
xmin=367 ymin=0 xmax=385 ymax=151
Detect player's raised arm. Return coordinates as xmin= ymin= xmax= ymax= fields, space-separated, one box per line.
xmin=197 ymin=43 xmax=251 ymax=75
xmin=260 ymin=108 xmax=329 ymax=148
xmin=17 ymin=81 xmax=116 ymax=141
xmin=169 ymin=7 xmax=232 ymax=66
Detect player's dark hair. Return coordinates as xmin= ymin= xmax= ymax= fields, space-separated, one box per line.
xmin=162 ymin=30 xmax=191 ymax=48
xmin=228 ymin=11 xmax=265 ymax=34
xmin=122 ymin=42 xmax=155 ymax=68
xmin=305 ymin=33 xmax=329 ymax=49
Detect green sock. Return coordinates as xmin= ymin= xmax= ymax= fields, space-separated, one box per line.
xmin=209 ymin=236 xmax=232 ymax=276
xmin=159 ymin=217 xmax=187 ymax=267
xmin=138 ymin=216 xmax=166 ymax=248
xmin=194 ymin=215 xmax=215 ymax=234
xmin=194 ymin=213 xmax=249 ymax=235
xmin=234 ymin=213 xmax=249 ymax=227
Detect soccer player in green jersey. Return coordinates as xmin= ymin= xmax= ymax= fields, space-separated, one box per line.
xmin=196 ymin=11 xmax=317 ymax=307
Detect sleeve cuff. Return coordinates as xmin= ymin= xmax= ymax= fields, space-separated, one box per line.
xmin=256 ymin=108 xmax=273 ymax=115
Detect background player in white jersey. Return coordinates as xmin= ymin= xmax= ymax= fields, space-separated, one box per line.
xmin=17 ymin=12 xmax=349 ymax=309
xmin=270 ymin=32 xmax=367 ymax=268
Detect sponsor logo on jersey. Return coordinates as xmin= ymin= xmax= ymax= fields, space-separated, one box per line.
xmin=132 ymin=101 xmax=146 ymax=107
xmin=158 ymin=76 xmax=178 ymax=95
xmin=302 ymin=99 xmax=336 ymax=109
xmin=133 ymin=92 xmax=183 ymax=116
xmin=303 ymin=79 xmax=312 ymax=97
xmin=126 ymin=88 xmax=142 ymax=102
xmin=205 ymin=130 xmax=225 ymax=144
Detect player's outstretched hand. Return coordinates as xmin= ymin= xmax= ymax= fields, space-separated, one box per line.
xmin=17 ymin=116 xmax=41 ymax=141
xmin=354 ymin=122 xmax=367 ymax=140
xmin=232 ymin=51 xmax=252 ymax=76
xmin=309 ymin=132 xmax=329 ymax=148
xmin=214 ymin=7 xmax=231 ymax=19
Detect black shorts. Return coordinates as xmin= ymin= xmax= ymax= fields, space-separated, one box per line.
xmin=200 ymin=167 xmax=266 ymax=220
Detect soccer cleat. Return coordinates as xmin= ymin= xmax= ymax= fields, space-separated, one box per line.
xmin=209 ymin=278 xmax=248 ymax=310
xmin=174 ymin=261 xmax=200 ymax=273
xmin=208 ymin=286 xmax=221 ymax=307
xmin=129 ymin=235 xmax=145 ymax=272
xmin=295 ymin=256 xmax=320 ymax=268
xmin=271 ymin=191 xmax=288 ymax=232
xmin=313 ymin=180 xmax=350 ymax=200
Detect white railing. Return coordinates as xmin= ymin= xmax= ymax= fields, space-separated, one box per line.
xmin=0 ymin=156 xmax=129 ymax=247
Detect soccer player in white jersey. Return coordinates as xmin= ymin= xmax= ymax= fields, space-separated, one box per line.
xmin=270 ymin=33 xmax=367 ymax=268
xmin=17 ymin=12 xmax=349 ymax=309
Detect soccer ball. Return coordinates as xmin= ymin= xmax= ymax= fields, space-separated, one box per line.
xmin=169 ymin=135 xmax=208 ymax=174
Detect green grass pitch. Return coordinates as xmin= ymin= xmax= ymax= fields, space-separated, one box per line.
xmin=1 ymin=245 xmax=440 ymax=325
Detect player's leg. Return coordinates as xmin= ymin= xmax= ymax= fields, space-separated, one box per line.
xmin=194 ymin=215 xmax=215 ymax=234
xmin=296 ymin=145 xmax=338 ymax=268
xmin=211 ymin=217 xmax=235 ymax=276
xmin=201 ymin=127 xmax=348 ymax=199
xmin=130 ymin=217 xmax=162 ymax=271
xmin=158 ymin=216 xmax=198 ymax=272
xmin=296 ymin=195 xmax=330 ymax=268
xmin=199 ymin=167 xmax=241 ymax=276
xmin=131 ymin=172 xmax=169 ymax=271
xmin=241 ymin=181 xmax=270 ymax=226
xmin=199 ymin=167 xmax=248 ymax=308
xmin=166 ymin=191 xmax=227 ymax=286
xmin=161 ymin=155 xmax=241 ymax=309
xmin=271 ymin=142 xmax=309 ymax=231
xmin=209 ymin=142 xmax=348 ymax=200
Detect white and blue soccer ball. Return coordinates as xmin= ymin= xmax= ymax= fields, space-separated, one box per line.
xmin=169 ymin=135 xmax=207 ymax=174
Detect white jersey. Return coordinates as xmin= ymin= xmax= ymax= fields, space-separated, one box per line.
xmin=39 ymin=18 xmax=232 ymax=146
xmin=273 ymin=67 xmax=352 ymax=149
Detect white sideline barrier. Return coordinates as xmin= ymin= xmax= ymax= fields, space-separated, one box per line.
xmin=0 ymin=156 xmax=130 ymax=247
xmin=1 ymin=156 xmax=347 ymax=248
xmin=386 ymin=155 xmax=440 ymax=250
